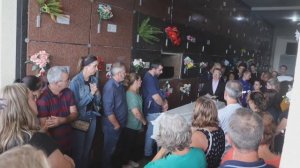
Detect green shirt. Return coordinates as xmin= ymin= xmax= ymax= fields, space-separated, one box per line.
xmin=145 ymin=148 xmax=207 ymax=168
xmin=126 ymin=91 xmax=143 ymax=130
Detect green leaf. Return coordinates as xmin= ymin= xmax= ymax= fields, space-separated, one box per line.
xmin=32 ymin=65 xmax=39 ymax=71
xmin=138 ymin=17 xmax=162 ymax=44
xmin=25 ymin=60 xmax=32 ymax=64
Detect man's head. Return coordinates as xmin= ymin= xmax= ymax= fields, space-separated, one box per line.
xmin=47 ymin=66 xmax=70 ymax=92
xmin=224 ymin=80 xmax=242 ymax=102
xmin=242 ymin=70 xmax=251 ymax=81
xmin=209 ymin=62 xmax=222 ymax=73
xmin=212 ymin=68 xmax=222 ymax=81
xmin=250 ymin=64 xmax=256 ymax=73
xmin=279 ymin=65 xmax=288 ymax=75
xmin=111 ymin=62 xmax=126 ymax=82
xmin=237 ymin=63 xmax=247 ymax=74
xmin=227 ymin=108 xmax=264 ymax=151
xmin=149 ymin=61 xmax=163 ymax=77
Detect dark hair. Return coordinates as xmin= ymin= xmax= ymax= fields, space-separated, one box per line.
xmin=250 ymin=63 xmax=256 ymax=67
xmin=238 ymin=62 xmax=247 ymax=68
xmin=249 ymin=91 xmax=267 ymax=112
xmin=123 ymin=73 xmax=141 ymax=89
xmin=15 ymin=75 xmax=42 ymax=91
xmin=150 ymin=60 xmax=163 ymax=70
xmin=264 ymin=89 xmax=278 ymax=108
xmin=280 ymin=65 xmax=288 ymax=70
xmin=77 ymin=55 xmax=98 ymax=72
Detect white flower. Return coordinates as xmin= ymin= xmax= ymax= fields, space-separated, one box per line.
xmin=180 ymin=83 xmax=191 ymax=95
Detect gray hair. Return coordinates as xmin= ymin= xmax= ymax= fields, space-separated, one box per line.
xmin=228 ymin=108 xmax=264 ymax=151
xmin=267 ymin=78 xmax=280 ymax=91
xmin=225 ymin=80 xmax=242 ymax=99
xmin=47 ymin=66 xmax=69 ymax=84
xmin=156 ymin=113 xmax=191 ymax=152
xmin=111 ymin=62 xmax=125 ymax=76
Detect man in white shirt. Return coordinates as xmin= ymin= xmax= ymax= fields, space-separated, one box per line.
xmin=218 ymin=80 xmax=242 ymax=151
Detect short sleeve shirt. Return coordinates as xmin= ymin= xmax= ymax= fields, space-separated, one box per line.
xmin=37 ymin=87 xmax=76 ymax=153
xmin=145 ymin=148 xmax=207 ymax=168
xmin=126 ymin=91 xmax=143 ymax=130
xmin=142 ymin=72 xmax=162 ymax=114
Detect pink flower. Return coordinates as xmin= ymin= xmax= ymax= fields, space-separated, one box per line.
xmin=26 ymin=50 xmax=50 ymax=76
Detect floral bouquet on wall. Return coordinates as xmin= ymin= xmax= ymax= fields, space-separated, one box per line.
xmin=179 ymin=83 xmax=191 ymax=101
xmin=165 ymin=26 xmax=181 ymax=46
xmin=186 ymin=35 xmax=196 ymax=43
xmin=162 ymin=80 xmax=173 ymax=97
xmin=183 ymin=56 xmax=194 ymax=74
xmin=25 ymin=50 xmax=50 ymax=77
xmin=132 ymin=59 xmax=145 ymax=73
xmin=199 ymin=61 xmax=207 ymax=73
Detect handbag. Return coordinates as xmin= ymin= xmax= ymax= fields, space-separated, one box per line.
xmin=71 ymin=119 xmax=90 ymax=132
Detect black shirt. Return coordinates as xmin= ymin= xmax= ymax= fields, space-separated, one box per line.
xmin=28 ymin=132 xmax=58 ymax=156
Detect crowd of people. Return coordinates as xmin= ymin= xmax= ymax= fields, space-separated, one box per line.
xmin=0 ymin=55 xmax=293 ymax=168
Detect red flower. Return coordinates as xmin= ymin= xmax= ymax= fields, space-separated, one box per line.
xmin=165 ymin=26 xmax=181 ymax=46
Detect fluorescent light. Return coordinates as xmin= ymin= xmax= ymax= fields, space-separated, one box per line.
xmin=235 ymin=16 xmax=248 ymax=21
xmin=236 ymin=16 xmax=244 ymax=21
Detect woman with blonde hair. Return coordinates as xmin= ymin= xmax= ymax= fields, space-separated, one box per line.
xmin=190 ymin=96 xmax=225 ymax=168
xmin=0 ymin=83 xmax=74 ymax=168
xmin=0 ymin=145 xmax=50 ymax=168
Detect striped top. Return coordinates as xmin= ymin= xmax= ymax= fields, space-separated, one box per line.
xmin=37 ymin=87 xmax=76 ymax=154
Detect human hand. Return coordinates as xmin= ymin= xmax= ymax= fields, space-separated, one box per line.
xmin=90 ymin=83 xmax=98 ymax=95
xmin=162 ymin=101 xmax=168 ymax=112
xmin=114 ymin=124 xmax=120 ymax=130
xmin=46 ymin=116 xmax=64 ymax=128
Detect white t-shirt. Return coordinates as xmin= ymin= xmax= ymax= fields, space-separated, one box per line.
xmin=218 ymin=103 xmax=242 ymax=150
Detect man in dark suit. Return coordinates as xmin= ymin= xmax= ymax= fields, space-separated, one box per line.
xmin=199 ymin=68 xmax=226 ymax=102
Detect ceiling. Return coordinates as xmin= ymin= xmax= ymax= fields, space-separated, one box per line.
xmin=241 ymin=0 xmax=300 ymax=29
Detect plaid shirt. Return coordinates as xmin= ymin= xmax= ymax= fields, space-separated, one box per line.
xmin=37 ymin=87 xmax=76 ymax=154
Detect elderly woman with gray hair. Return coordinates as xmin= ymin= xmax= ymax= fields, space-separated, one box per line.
xmin=145 ymin=113 xmax=206 ymax=168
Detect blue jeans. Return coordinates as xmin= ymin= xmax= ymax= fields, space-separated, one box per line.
xmin=102 ymin=124 xmax=122 ymax=168
xmin=72 ymin=111 xmax=96 ymax=168
xmin=72 ymin=117 xmax=96 ymax=168
xmin=144 ymin=113 xmax=161 ymax=156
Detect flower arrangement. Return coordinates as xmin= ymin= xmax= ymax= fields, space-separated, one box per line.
xmin=183 ymin=56 xmax=194 ymax=74
xmin=165 ymin=26 xmax=181 ymax=46
xmin=132 ymin=59 xmax=145 ymax=73
xmin=186 ymin=35 xmax=196 ymax=43
xmin=199 ymin=61 xmax=207 ymax=73
xmin=180 ymin=83 xmax=191 ymax=100
xmin=138 ymin=18 xmax=162 ymax=44
xmin=25 ymin=50 xmax=50 ymax=77
xmin=97 ymin=3 xmax=113 ymax=33
xmin=36 ymin=0 xmax=63 ymax=22
xmin=162 ymin=81 xmax=173 ymax=97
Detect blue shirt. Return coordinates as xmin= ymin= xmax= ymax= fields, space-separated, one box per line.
xmin=102 ymin=78 xmax=127 ymax=127
xmin=142 ymin=72 xmax=164 ymax=115
xmin=240 ymin=79 xmax=252 ymax=107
